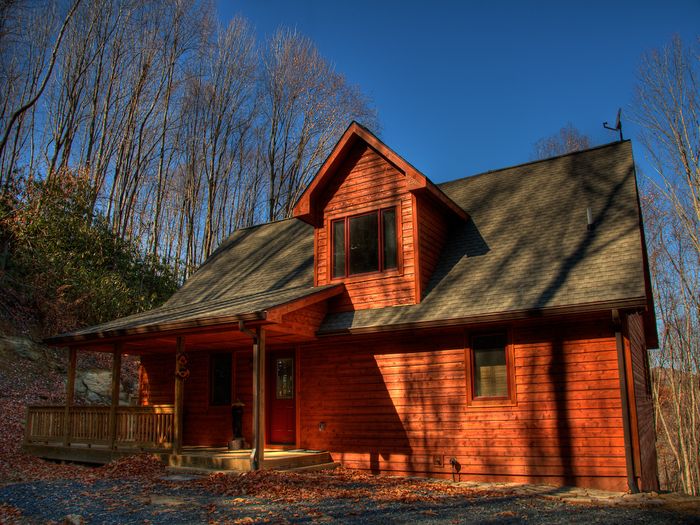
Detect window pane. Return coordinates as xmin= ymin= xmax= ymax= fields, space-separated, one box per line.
xmin=276 ymin=358 xmax=294 ymax=399
xmin=382 ymin=208 xmax=397 ymax=270
xmin=349 ymin=213 xmax=379 ymax=274
xmin=210 ymin=353 xmax=232 ymax=405
xmin=473 ymin=334 xmax=507 ymax=398
xmin=332 ymin=220 xmax=345 ymax=278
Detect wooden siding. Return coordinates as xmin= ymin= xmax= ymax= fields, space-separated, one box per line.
xmin=137 ymin=318 xmax=639 ymax=491
xmin=626 ymin=311 xmax=659 ymax=491
xmin=316 ymin=142 xmax=417 ymax=311
xmin=139 ymin=355 xmax=173 ymax=406
xmin=416 ymin=193 xmax=450 ymax=299
xmin=298 ymin=320 xmax=629 ymax=491
xmin=141 ymin=352 xmax=234 ymax=446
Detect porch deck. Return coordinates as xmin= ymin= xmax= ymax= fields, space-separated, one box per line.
xmin=23 ymin=405 xmax=335 ymax=472
xmin=23 ymin=442 xmax=335 ymax=472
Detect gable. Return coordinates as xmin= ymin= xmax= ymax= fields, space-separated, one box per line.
xmin=315 ymin=141 xmax=417 ymax=310
xmin=293 ymin=122 xmax=467 ymax=226
xmin=320 ymin=141 xmax=653 ymax=335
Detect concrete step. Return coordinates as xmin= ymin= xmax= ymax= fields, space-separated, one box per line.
xmin=264 ymin=452 xmax=332 ymax=470
xmin=282 ymin=461 xmax=340 ymax=473
xmin=164 ymin=451 xmax=332 ymax=472
xmin=164 ymin=465 xmax=234 ymax=476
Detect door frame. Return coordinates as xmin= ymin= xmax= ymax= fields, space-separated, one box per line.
xmin=266 ymin=347 xmax=300 ymax=449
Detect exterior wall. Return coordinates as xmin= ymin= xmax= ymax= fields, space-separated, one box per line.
xmin=139 ymin=354 xmax=173 ymax=406
xmin=626 ymin=312 xmax=660 ymax=491
xmin=136 ymin=316 xmax=654 ymax=492
xmin=298 ymin=319 xmax=630 ymax=491
xmin=416 ymin=194 xmax=450 ymax=298
xmin=315 ymin=142 xmax=417 ymax=311
xmin=141 ymin=352 xmax=238 ymax=446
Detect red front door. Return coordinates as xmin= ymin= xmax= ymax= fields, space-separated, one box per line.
xmin=267 ymin=351 xmax=296 ymax=444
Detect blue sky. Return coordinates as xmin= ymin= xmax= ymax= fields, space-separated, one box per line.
xmin=216 ymin=1 xmax=699 ymax=183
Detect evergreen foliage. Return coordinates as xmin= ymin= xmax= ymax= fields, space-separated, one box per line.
xmin=0 ymin=170 xmax=178 ymax=335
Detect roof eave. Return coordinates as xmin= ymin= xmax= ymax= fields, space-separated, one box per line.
xmin=43 ymin=311 xmax=266 ymax=347
xmin=317 ymin=297 xmax=649 ymax=337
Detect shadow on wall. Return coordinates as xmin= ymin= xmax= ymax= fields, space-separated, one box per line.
xmin=299 ymin=337 xmax=413 ymax=475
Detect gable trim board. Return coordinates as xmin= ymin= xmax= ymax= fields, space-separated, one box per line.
xmin=42 ymin=127 xmax=658 ymax=492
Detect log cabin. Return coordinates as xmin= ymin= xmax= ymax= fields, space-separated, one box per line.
xmin=29 ymin=122 xmax=658 ymax=492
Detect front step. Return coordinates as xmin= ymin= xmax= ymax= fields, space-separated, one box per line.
xmin=163 ymin=451 xmax=333 ymax=472
xmin=265 ymin=452 xmax=333 ymax=471
xmin=164 ymin=461 xmax=339 ymax=476
xmin=284 ymin=461 xmax=340 ymax=473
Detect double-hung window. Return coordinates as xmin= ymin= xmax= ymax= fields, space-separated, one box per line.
xmin=331 ymin=207 xmax=398 ymax=278
xmin=466 ymin=332 xmax=515 ymax=406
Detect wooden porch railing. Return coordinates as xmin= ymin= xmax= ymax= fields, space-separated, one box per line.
xmin=25 ymin=405 xmax=174 ymax=450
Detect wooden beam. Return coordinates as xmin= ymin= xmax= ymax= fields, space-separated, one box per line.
xmin=173 ymin=336 xmax=185 ymax=454
xmin=108 ymin=344 xmax=122 ymax=450
xmin=250 ymin=327 xmax=266 ymax=470
xmin=62 ymin=347 xmax=77 ymax=447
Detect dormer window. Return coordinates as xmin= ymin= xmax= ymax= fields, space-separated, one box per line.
xmin=331 ymin=207 xmax=398 ymax=278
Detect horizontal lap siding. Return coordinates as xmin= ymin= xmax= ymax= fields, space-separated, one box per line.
xmin=299 ymin=320 xmax=628 ymax=490
xmin=181 ymin=353 xmax=231 ymax=445
xmin=140 ymin=352 xmax=246 ymax=446
xmin=626 ymin=312 xmax=659 ymax=491
xmin=317 ymin=143 xmax=417 ymax=311
xmin=139 ymin=354 xmax=173 ymax=405
xmin=417 ymin=195 xmax=449 ymax=297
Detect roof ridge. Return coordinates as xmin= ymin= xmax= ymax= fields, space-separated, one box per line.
xmin=439 ymin=140 xmax=631 ymax=188
xmin=232 ymin=216 xmax=298 ymax=233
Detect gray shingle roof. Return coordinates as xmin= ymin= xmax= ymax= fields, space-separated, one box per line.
xmin=47 ymin=219 xmax=321 ymax=342
xmin=48 ymin=140 xmax=648 ymax=342
xmin=320 ymin=140 xmax=647 ymax=333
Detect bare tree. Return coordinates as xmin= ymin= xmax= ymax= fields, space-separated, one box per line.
xmin=0 ymin=1 xmax=378 ymax=282
xmin=0 ymin=0 xmax=81 ymax=164
xmin=633 ymin=35 xmax=700 ymax=495
xmin=532 ymin=123 xmax=591 ymax=160
xmin=260 ymin=29 xmax=377 ymax=221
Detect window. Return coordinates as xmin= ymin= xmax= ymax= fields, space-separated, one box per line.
xmin=466 ymin=332 xmax=515 ymax=406
xmin=276 ymin=357 xmax=294 ymax=399
xmin=331 ymin=207 xmax=398 ymax=278
xmin=210 ymin=353 xmax=232 ymax=406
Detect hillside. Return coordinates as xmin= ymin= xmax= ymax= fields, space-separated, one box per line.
xmin=0 ymin=335 xmax=138 ymax=482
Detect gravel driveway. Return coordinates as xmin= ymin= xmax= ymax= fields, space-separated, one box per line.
xmin=1 ymin=475 xmax=698 ymax=525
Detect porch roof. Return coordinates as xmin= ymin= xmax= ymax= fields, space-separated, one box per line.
xmin=45 ymin=284 xmax=340 ymax=345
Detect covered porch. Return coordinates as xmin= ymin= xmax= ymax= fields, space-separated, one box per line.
xmin=26 ymin=285 xmax=342 ymax=472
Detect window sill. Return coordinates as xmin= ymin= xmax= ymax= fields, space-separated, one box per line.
xmin=329 ymin=268 xmax=402 ymax=285
xmin=466 ymin=397 xmax=517 ymax=409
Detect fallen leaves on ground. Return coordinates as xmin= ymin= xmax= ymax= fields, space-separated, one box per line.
xmin=0 ymin=502 xmax=23 ymax=524
xmin=0 ymin=338 xmax=139 ymax=484
xmin=199 ymin=468 xmax=493 ymax=504
xmin=96 ymin=454 xmax=165 ymax=480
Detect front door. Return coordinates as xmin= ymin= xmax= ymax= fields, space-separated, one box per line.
xmin=267 ymin=350 xmax=296 ymax=444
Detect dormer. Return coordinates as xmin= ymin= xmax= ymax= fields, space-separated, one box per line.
xmin=293 ymin=123 xmax=467 ymax=312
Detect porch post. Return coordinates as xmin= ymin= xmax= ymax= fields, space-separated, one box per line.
xmin=251 ymin=327 xmax=266 ymax=470
xmin=173 ymin=336 xmax=185 ymax=454
xmin=63 ymin=347 xmax=77 ymax=446
xmin=108 ymin=343 xmax=122 ymax=450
